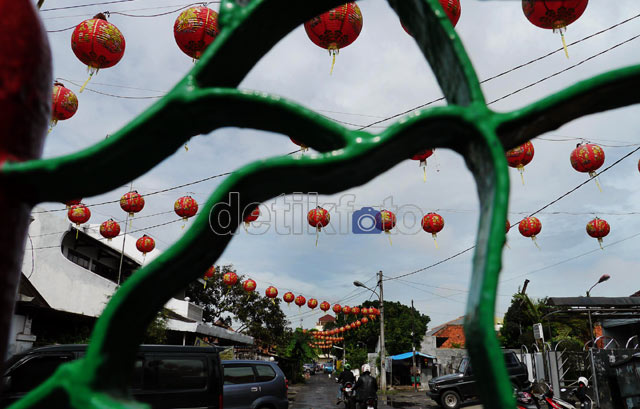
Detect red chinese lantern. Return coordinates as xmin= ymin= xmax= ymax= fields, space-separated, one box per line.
xmin=340 ymin=326 xmax=346 ymax=333
xmin=361 ymin=317 xmax=368 ymax=324
xmin=519 ymin=216 xmax=542 ymax=248
xmin=283 ymin=291 xmax=295 ymax=305
xmin=203 ymin=265 xmax=215 ymax=288
xmin=355 ymin=320 xmax=362 ymax=327
xmin=308 ymin=298 xmax=318 ymax=309
xmin=136 ymin=234 xmax=155 ymax=255
xmin=376 ymin=210 xmax=396 ymax=245
xmin=522 ymin=0 xmax=588 ymax=58
xmin=352 ymin=306 xmax=360 ymax=315
xmin=350 ymin=323 xmax=356 ymax=329
xmin=175 ymin=195 xmax=198 ymax=221
xmin=308 ymin=206 xmax=331 ymax=246
xmin=506 ymin=142 xmax=534 ymax=185
xmin=99 ymin=219 xmax=120 ymax=241
xmin=63 ymin=198 xmax=82 ymax=209
xmin=243 ymin=278 xmax=257 ymax=293
xmin=320 ymin=301 xmax=330 ymax=312
xmin=223 ymin=271 xmax=238 ymax=287
xmin=244 ymin=205 xmax=260 ymax=227
xmin=68 ymin=204 xmax=91 ymax=238
xmin=333 ymin=304 xmax=342 ymax=315
xmin=51 ymin=82 xmax=78 ymax=129
xmin=173 ymin=6 xmax=219 ymax=60
xmin=342 ymin=305 xmax=351 ymax=315
xmin=361 ymin=307 xmax=369 ymax=315
xmin=402 ymin=0 xmax=460 ymax=35
xmin=266 ymin=286 xmax=278 ymax=303
xmin=570 ymin=143 xmax=605 ymax=191
xmin=422 ymin=212 xmax=445 ymax=248
xmin=295 ymin=295 xmax=307 ymax=309
xmin=120 ymin=191 xmax=145 ymax=217
xmin=411 ymin=149 xmax=434 ymax=182
xmin=369 ymin=314 xmax=376 ymax=320
xmin=71 ymin=13 xmax=125 ymax=92
xmin=586 ymin=217 xmax=610 ymax=249
xmin=304 ymin=2 xmax=363 ymax=74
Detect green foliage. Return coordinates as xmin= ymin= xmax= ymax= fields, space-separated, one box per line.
xmin=501 ymin=292 xmax=592 ymax=349
xmin=278 ymin=328 xmax=317 ymax=383
xmin=186 ymin=265 xmax=289 ymax=348
xmin=143 ymin=311 xmax=168 ymax=344
xmin=323 ymin=300 xmax=430 ymax=358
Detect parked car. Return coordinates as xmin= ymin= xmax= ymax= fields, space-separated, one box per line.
xmin=1 ymin=344 xmax=224 ymax=409
xmin=303 ymin=363 xmax=315 ymax=375
xmin=223 ymin=360 xmax=288 ymax=409
xmin=427 ymin=351 xmax=529 ymax=409
xmin=323 ymin=364 xmax=334 ymax=374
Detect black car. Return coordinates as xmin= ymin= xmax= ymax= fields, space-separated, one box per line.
xmin=1 ymin=344 xmax=224 ymax=409
xmin=427 ymin=351 xmax=529 ymax=409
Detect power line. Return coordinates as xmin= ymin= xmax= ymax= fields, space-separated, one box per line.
xmin=383 ymin=145 xmax=640 ymax=282
xmin=486 ymin=33 xmax=640 ymax=106
xmin=41 ymin=0 xmax=135 ymax=12
xmin=500 ymin=230 xmax=640 ymax=283
xmin=49 ymin=13 xmax=640 ymax=125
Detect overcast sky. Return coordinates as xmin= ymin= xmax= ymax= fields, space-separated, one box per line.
xmin=37 ymin=0 xmax=640 ymax=332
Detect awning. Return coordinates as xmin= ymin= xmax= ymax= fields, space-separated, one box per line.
xmin=390 ymin=351 xmax=436 ymax=360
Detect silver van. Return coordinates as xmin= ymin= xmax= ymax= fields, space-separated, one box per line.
xmin=223 ymin=360 xmax=288 ymax=409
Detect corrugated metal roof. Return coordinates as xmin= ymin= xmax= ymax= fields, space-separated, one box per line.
xmin=548 ymin=297 xmax=640 ymax=307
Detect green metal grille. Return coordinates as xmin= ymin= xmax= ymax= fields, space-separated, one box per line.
xmin=3 ymin=0 xmax=640 ymax=407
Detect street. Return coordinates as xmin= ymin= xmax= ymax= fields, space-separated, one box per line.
xmin=289 ymin=374 xmax=483 ymax=409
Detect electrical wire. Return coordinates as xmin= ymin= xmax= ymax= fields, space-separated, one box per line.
xmin=486 ymin=33 xmax=640 ymax=106
xmin=500 ymin=230 xmax=640 ymax=283
xmin=41 ymin=0 xmax=135 ymax=12
xmin=383 ymin=145 xmax=640 ymax=282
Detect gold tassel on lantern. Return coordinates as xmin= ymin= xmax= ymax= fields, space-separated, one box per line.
xmin=431 ymin=233 xmax=439 ymax=249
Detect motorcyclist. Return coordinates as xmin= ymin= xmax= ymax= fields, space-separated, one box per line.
xmin=573 ymin=377 xmax=591 ymax=408
xmin=336 ymin=363 xmax=356 ymax=405
xmin=354 ymin=364 xmax=378 ymax=408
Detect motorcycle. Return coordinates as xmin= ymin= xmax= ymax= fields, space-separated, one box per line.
xmin=515 ymin=387 xmax=538 ymax=409
xmin=342 ymin=381 xmax=356 ymax=409
xmin=360 ymin=396 xmax=377 ymax=409
xmin=530 ymin=381 xmax=593 ymax=409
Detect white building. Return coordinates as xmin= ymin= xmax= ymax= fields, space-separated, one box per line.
xmin=8 ymin=208 xmax=252 ymax=358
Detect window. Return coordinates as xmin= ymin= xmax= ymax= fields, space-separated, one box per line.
xmin=66 ymin=248 xmax=90 ymax=269
xmin=254 ymin=365 xmax=276 ymax=382
xmin=224 ymin=365 xmax=255 ymax=384
xmin=144 ymin=357 xmax=207 ymax=390
xmin=504 ymin=353 xmax=520 ymax=368
xmin=8 ymin=354 xmax=73 ymax=393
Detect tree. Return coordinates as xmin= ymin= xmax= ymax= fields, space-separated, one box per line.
xmin=501 ymin=291 xmax=591 ymax=349
xmin=185 ymin=265 xmax=289 ymax=348
xmin=323 ymin=300 xmax=431 ymax=361
xmin=278 ymin=328 xmax=317 ymax=383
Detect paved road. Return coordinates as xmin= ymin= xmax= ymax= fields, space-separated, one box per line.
xmin=289 ymin=374 xmax=482 ymax=409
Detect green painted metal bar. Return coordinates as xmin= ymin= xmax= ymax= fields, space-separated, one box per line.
xmin=3 ymin=0 xmax=640 ymax=408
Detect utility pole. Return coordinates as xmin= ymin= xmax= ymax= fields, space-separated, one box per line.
xmin=343 ymin=339 xmax=346 ymax=367
xmin=379 ymin=270 xmax=386 ymax=392
xmin=411 ymin=299 xmax=417 ymax=391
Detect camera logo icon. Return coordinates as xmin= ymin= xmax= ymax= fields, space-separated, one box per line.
xmin=352 ymin=207 xmax=382 ymax=234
